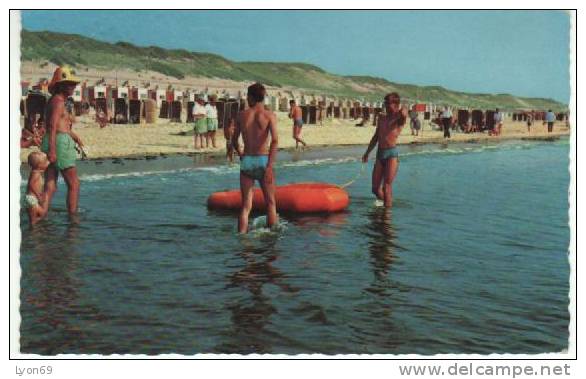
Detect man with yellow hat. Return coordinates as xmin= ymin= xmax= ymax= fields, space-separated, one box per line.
xmin=41 ymin=65 xmax=82 ymax=215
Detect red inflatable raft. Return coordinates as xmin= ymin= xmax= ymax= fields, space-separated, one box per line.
xmin=207 ymin=183 xmax=349 ymax=213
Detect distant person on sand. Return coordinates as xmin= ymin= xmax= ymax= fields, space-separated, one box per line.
xmin=193 ymin=97 xmax=207 ymax=149
xmin=545 ymin=110 xmax=556 ymax=133
xmin=205 ymin=98 xmax=219 ymax=148
xmin=41 ymin=66 xmax=81 ymax=215
xmin=493 ymin=108 xmax=503 ymax=136
xmin=224 ymin=118 xmax=240 ymax=163
xmin=441 ymin=106 xmax=452 ymax=139
xmin=409 ymin=107 xmax=421 ymax=136
xmin=527 ymin=112 xmax=533 ymax=132
xmin=24 ymin=151 xmax=51 ymax=226
xmin=362 ymin=92 xmax=408 ymax=207
xmin=232 ymin=83 xmax=279 ymax=233
xmin=288 ymin=100 xmax=307 ymax=149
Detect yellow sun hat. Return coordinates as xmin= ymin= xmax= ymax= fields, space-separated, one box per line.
xmin=48 ymin=66 xmax=80 ymax=94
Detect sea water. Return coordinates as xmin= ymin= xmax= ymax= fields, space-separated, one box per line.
xmin=18 ymin=140 xmax=570 ymax=354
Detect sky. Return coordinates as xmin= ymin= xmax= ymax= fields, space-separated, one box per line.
xmin=21 ymin=10 xmax=571 ymax=104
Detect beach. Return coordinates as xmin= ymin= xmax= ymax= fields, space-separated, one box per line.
xmin=19 ymin=112 xmax=570 ymax=162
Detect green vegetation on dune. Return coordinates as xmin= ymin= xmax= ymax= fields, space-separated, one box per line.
xmin=21 ymin=29 xmax=567 ymax=111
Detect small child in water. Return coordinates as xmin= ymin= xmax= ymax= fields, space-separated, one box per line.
xmin=24 ymin=151 xmax=50 ymax=225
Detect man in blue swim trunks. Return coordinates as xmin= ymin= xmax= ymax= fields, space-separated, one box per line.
xmin=288 ymin=99 xmax=307 ymax=149
xmin=362 ymin=92 xmax=408 ymax=207
xmin=232 ymin=82 xmax=279 ymax=233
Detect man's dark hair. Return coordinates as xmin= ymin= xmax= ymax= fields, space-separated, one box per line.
xmin=548 ymin=109 xmax=552 ymax=112
xmin=247 ymin=82 xmax=266 ymax=103
xmin=289 ymin=99 xmax=296 ymax=104
xmin=384 ymin=92 xmax=400 ymax=104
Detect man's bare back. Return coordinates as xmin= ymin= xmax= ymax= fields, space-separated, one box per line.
xmin=237 ymin=106 xmax=276 ymax=156
xmin=234 ymin=82 xmax=279 ymax=233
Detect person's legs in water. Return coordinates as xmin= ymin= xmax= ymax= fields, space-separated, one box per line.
xmin=382 ymin=157 xmax=399 ymax=207
xmin=371 ymin=159 xmax=384 ymax=201
xmin=61 ymin=166 xmax=80 ymax=214
xmin=238 ymin=173 xmax=255 ymax=233
xmin=259 ymin=167 xmax=278 ymax=229
xmin=44 ymin=164 xmax=59 ymax=213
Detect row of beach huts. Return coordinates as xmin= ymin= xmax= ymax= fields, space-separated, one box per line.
xmin=20 ymin=79 xmax=569 ymax=131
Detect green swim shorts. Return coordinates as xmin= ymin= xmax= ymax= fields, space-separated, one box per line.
xmin=207 ymin=118 xmax=218 ymax=132
xmin=41 ymin=133 xmax=77 ymax=171
xmin=194 ymin=118 xmax=208 ymax=134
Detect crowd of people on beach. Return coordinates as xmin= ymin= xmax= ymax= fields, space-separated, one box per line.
xmin=22 ymin=65 xmax=562 ymax=232
xmin=192 ymin=96 xmax=219 ymax=150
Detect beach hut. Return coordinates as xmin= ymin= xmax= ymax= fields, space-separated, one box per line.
xmin=186 ymin=101 xmax=195 ymax=123
xmin=485 ymin=110 xmax=496 ymax=130
xmin=159 ymin=101 xmax=170 ymax=119
xmin=128 ymin=87 xmax=138 ymax=100
xmin=25 ymin=91 xmax=48 ymax=128
xmin=72 ymin=84 xmax=83 ymax=102
xmin=114 ymin=98 xmax=129 ymax=124
xmin=170 ymin=101 xmax=182 ymax=122
xmin=94 ymin=85 xmax=108 ymax=100
xmin=457 ymin=110 xmax=470 ymax=128
xmin=129 ymin=100 xmax=142 ymax=124
xmin=362 ymin=106 xmax=371 ymax=122
xmin=137 ymin=88 xmax=148 ymax=101
xmin=471 ymin=109 xmax=484 ymax=129
xmin=95 ymin=97 xmax=108 ymax=117
xmin=117 ymin=86 xmax=129 ymax=100
xmin=308 ymin=105 xmax=317 ymax=124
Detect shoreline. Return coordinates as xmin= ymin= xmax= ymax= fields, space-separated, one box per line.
xmin=19 ymin=113 xmax=570 ymax=163
xmin=21 ymin=133 xmax=566 ymax=164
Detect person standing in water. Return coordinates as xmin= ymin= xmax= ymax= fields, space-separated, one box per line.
xmin=42 ymin=66 xmax=82 ymax=215
xmin=288 ymin=99 xmax=307 ymax=149
xmin=232 ymin=83 xmax=279 ymax=233
xmin=362 ymin=92 xmax=408 ymax=208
